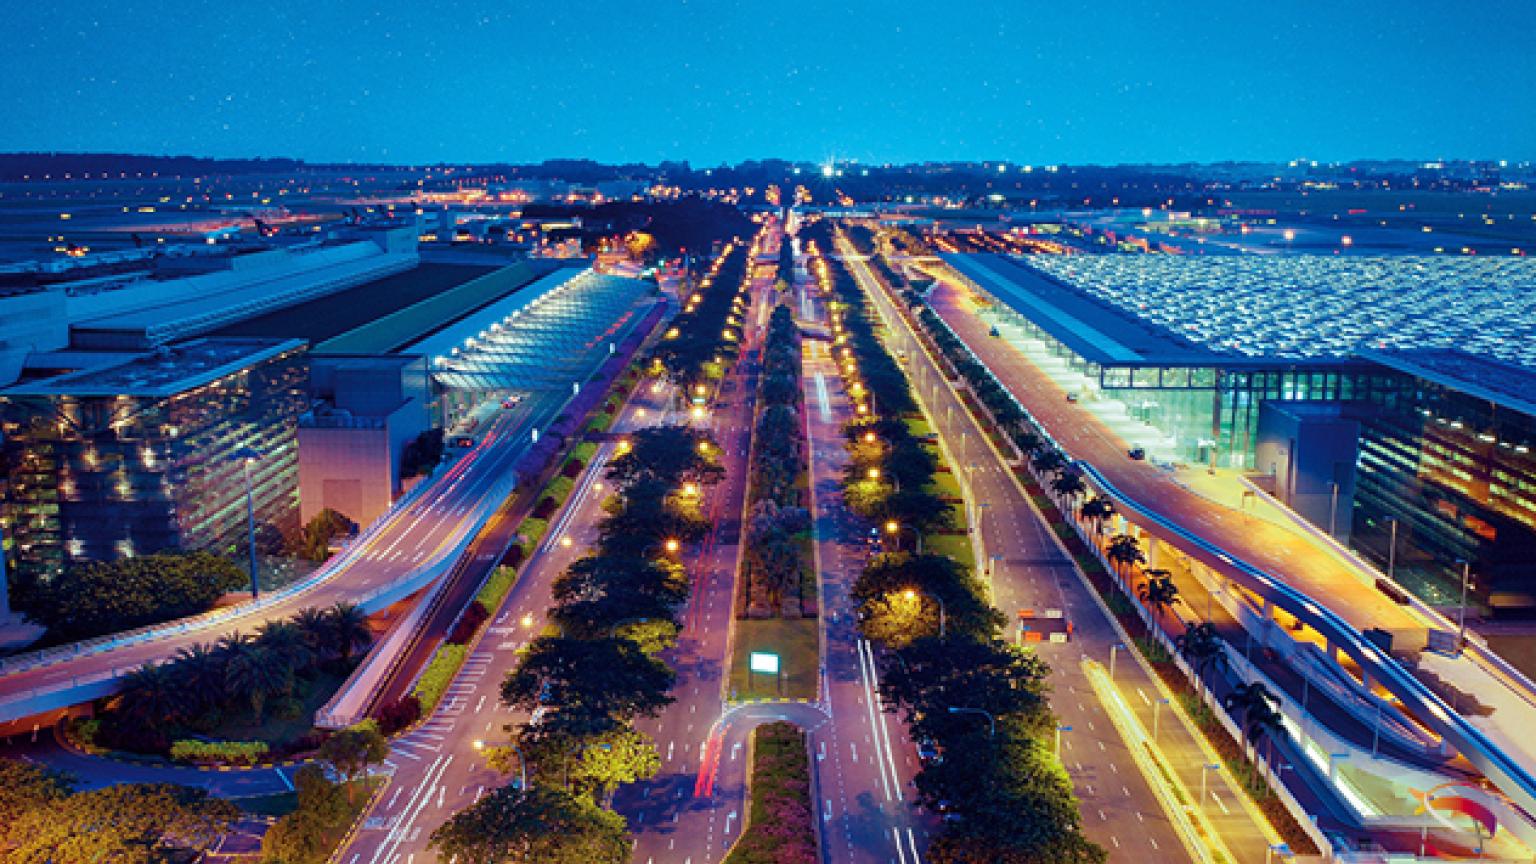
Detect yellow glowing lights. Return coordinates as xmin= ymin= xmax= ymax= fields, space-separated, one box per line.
xmin=665 ymin=538 xmax=681 ymax=553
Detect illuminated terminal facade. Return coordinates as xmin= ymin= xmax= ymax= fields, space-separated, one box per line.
xmin=945 ymin=253 xmax=1536 ymax=614
xmin=0 ymin=338 xmax=308 ymax=589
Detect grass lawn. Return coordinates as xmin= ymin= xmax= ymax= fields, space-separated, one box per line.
xmin=925 ymin=467 xmax=963 ymax=501
xmin=904 ymin=415 xmax=937 ymax=440
xmin=212 ymin=668 xmax=351 ymax=746
xmin=922 ymin=530 xmax=974 ymax=572
xmin=728 ymin=618 xmax=819 ymax=701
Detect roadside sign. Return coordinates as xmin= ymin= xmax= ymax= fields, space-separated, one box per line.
xmin=749 ymin=652 xmax=780 ymax=675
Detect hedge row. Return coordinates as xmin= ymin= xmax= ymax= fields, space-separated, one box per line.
xmin=169 ymin=739 xmax=270 ymax=765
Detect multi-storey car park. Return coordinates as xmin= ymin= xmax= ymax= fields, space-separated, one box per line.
xmin=0 ymin=237 xmax=664 ymax=625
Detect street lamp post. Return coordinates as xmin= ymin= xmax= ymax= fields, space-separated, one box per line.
xmin=1054 ymin=723 xmax=1071 ymax=759
xmin=1456 ymin=559 xmax=1473 ymax=649
xmin=1153 ymin=697 xmax=1170 ymax=742
xmin=947 ymin=705 xmax=995 ymax=739
xmin=903 ymin=588 xmax=946 ymax=637
xmin=233 ymin=447 xmax=263 ymax=600
xmin=1109 ymin=642 xmax=1124 ymax=679
xmin=885 ymin=521 xmax=923 ymax=555
xmin=1386 ymin=518 xmax=1398 ymax=582
xmin=1200 ymin=762 xmax=1219 ymax=811
xmin=1328 ymin=481 xmax=1339 ymax=538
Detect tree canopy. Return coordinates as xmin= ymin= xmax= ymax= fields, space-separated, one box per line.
xmin=429 ymin=786 xmax=630 ymax=864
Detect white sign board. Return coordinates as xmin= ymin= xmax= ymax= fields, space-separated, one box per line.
xmin=749 ymin=652 xmax=780 ymax=675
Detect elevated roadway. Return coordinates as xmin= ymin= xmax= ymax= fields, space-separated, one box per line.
xmin=921 ymin=257 xmax=1536 ymax=832
xmin=0 ymin=288 xmax=660 ymax=728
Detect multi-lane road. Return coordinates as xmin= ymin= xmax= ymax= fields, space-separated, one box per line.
xmin=338 ymin=369 xmax=697 ymax=863
xmin=800 ymin=280 xmax=933 ymax=864
xmin=842 ymin=240 xmax=1279 ymax=862
xmin=919 ymin=260 xmax=1536 ymax=824
xmin=0 ymin=396 xmax=542 ymax=728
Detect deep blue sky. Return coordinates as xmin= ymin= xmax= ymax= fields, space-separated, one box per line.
xmin=4 ymin=1 xmax=1533 ymax=165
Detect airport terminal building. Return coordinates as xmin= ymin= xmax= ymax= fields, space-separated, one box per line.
xmin=944 ymin=252 xmax=1536 ymax=614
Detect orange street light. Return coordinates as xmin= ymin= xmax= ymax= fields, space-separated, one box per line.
xmin=664 ymin=538 xmax=681 ymax=553
xmin=886 ymin=520 xmax=901 ymax=535
xmin=863 ymin=431 xmax=877 ymax=444
xmin=683 ymin=482 xmax=699 ymax=496
xmin=868 ymin=467 xmax=881 ymax=480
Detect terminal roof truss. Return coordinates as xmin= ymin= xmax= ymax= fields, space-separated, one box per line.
xmin=429 ymin=271 xmax=652 ymax=392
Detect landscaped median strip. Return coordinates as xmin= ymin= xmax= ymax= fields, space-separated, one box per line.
xmin=1083 ymin=657 xmax=1237 ymax=864
xmin=723 ymin=721 xmax=818 ymax=864
xmin=407 ymin=370 xmax=643 ymax=719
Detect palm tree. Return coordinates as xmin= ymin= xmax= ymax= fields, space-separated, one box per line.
xmin=117 ymin=662 xmax=183 ymax=726
xmin=172 ymin=642 xmax=227 ymax=714
xmin=1031 ymin=448 xmax=1066 ymax=478
xmin=223 ymin=645 xmax=293 ymax=722
xmin=214 ymin=631 xmax=253 ymax=664
xmin=1014 ymin=427 xmax=1044 ymax=457
xmin=1138 ymin=570 xmax=1180 ymax=621
xmin=1080 ymin=497 xmax=1116 ymax=537
xmin=1174 ymin=621 xmax=1228 ymax=697
xmin=1223 ymin=680 xmax=1278 ymax=741
xmin=1050 ymin=469 xmax=1087 ymax=515
xmin=1106 ymin=534 xmax=1146 ymax=577
xmin=293 ymin=606 xmax=332 ymax=656
xmin=326 ymin=602 xmax=372 ymax=664
xmin=255 ymin=620 xmax=313 ymax=676
xmin=1245 ymin=701 xmax=1286 ymax=785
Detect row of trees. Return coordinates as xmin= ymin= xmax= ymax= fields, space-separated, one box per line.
xmin=651 ymin=240 xmax=750 ymax=394
xmin=430 ymin=425 xmax=727 ymax=863
xmin=744 ymin=304 xmax=812 ymax=617
xmin=93 ymin=602 xmax=372 ymax=754
xmin=893 ymin=252 xmax=1308 ymax=849
xmin=820 ymin=221 xmax=1107 ymax=863
xmin=800 ymin=222 xmax=954 ymax=546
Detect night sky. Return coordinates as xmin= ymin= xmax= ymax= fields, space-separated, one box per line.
xmin=3 ymin=1 xmax=1532 ymax=165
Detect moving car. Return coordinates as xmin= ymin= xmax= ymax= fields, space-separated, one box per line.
xmin=1127 ymin=446 xmax=1147 ymax=460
